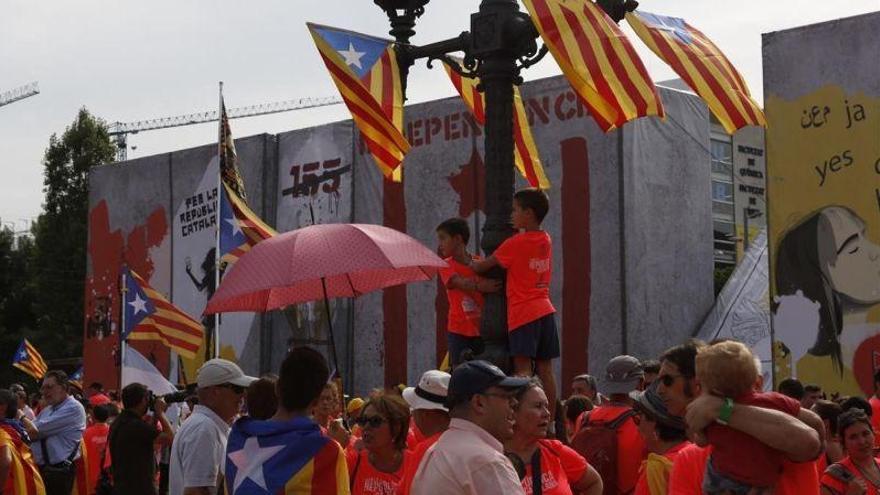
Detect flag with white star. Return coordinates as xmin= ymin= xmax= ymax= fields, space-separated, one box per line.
xmin=11 ymin=338 xmax=48 ymax=380
xmin=307 ymin=22 xmax=409 ymax=182
xmin=122 ymin=267 xmax=204 ymax=359
xmin=218 ymin=182 xmax=276 ymax=267
xmin=225 ymin=416 xmax=349 ymax=494
xmin=69 ymin=366 xmax=84 ymax=390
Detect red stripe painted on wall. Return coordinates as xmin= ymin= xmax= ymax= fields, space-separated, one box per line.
xmin=383 ymin=177 xmax=408 ymax=387
xmin=561 ymin=137 xmax=591 ymax=393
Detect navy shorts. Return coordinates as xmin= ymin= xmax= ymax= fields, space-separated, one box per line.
xmin=508 ymin=313 xmax=560 ymax=360
xmin=447 ymin=333 xmax=484 ymax=368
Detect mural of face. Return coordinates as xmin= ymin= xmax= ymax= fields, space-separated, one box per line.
xmin=818 ymin=207 xmax=880 ymax=306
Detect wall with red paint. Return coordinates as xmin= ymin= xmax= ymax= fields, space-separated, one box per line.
xmin=87 ymin=75 xmax=713 ymax=397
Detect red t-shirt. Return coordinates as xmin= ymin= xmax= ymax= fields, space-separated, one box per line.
xmin=578 ymin=405 xmax=646 ymax=494
xmin=493 ymin=231 xmax=555 ymax=331
xmin=634 ymin=441 xmax=690 ymax=495
xmin=668 ymin=443 xmax=711 ymax=495
xmin=870 ymin=396 xmax=880 ymax=448
xmin=439 ymin=256 xmax=484 ymax=337
xmin=347 ymin=448 xmax=406 ymax=495
xmin=705 ymin=391 xmax=801 ymax=487
xmin=820 ymin=457 xmax=880 ymax=495
xmin=775 ymin=458 xmax=819 ymax=495
xmin=521 ymin=440 xmax=588 ymax=495
xmin=396 ymin=432 xmax=441 ymax=495
xmin=83 ymin=423 xmax=110 ymax=491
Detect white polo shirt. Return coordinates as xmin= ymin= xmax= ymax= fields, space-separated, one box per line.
xmin=168 ymin=405 xmax=230 ymax=495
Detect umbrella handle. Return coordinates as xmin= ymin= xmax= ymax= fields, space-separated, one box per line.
xmin=321 ymin=277 xmax=346 ymax=417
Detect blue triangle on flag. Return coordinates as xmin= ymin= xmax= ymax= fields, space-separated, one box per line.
xmin=312 ymin=26 xmax=391 ymax=79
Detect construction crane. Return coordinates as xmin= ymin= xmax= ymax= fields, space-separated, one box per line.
xmin=0 ymin=82 xmax=40 ymax=108
xmin=107 ymin=95 xmax=344 ymax=161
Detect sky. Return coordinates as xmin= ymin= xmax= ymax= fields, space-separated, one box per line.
xmin=2 ymin=0 xmax=878 ymax=227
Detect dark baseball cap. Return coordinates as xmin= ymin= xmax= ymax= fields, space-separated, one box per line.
xmin=447 ymin=360 xmax=530 ymax=405
xmin=605 ymin=355 xmax=644 ymax=395
xmin=630 ymin=382 xmax=686 ymax=431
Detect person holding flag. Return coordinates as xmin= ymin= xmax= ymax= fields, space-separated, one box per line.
xmin=225 ymin=347 xmax=349 ymax=494
xmin=0 ymin=388 xmax=45 ymax=495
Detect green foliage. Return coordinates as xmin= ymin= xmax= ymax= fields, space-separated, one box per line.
xmin=25 ymin=108 xmax=115 ymax=368
xmin=0 ymin=227 xmax=39 ymax=387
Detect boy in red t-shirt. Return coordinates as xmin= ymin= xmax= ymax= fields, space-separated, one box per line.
xmin=472 ymin=188 xmax=560 ymax=419
xmin=693 ymin=341 xmax=802 ymax=493
xmin=436 ymin=218 xmax=501 ymax=368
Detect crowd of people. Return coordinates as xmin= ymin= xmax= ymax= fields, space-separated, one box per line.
xmin=2 ymin=189 xmax=879 ymax=495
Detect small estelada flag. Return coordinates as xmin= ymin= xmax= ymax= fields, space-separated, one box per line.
xmin=11 ymin=339 xmax=48 ymax=380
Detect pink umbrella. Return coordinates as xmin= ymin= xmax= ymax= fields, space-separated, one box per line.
xmin=205 ymin=223 xmax=447 ymax=314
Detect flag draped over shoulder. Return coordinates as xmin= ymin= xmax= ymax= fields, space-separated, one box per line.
xmin=443 ymin=60 xmax=551 ymax=189
xmin=71 ymin=441 xmax=91 ymax=495
xmin=0 ymin=425 xmax=45 ymax=495
xmin=218 ymin=182 xmax=276 ymax=267
xmin=225 ymin=416 xmax=350 ymax=495
xmin=123 ymin=267 xmax=204 ymax=359
xmin=219 ymin=96 xmax=248 ymax=200
xmin=522 ymin=0 xmax=663 ymax=131
xmin=308 ymin=22 xmax=409 ymax=182
xmin=626 ymin=11 xmax=766 ymax=133
xmin=11 ymin=339 xmax=47 ymax=380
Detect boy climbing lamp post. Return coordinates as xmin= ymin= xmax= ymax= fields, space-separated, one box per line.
xmin=372 ymin=0 xmax=636 ymax=368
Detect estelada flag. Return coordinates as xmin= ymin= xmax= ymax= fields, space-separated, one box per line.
xmin=122 ymin=267 xmax=204 ymax=359
xmin=626 ymin=11 xmax=766 ymax=133
xmin=218 ymin=182 xmax=276 ymax=267
xmin=522 ymin=0 xmax=664 ymax=131
xmin=308 ymin=22 xmax=409 ymax=182
xmin=0 ymin=423 xmax=45 ymax=495
xmin=225 ymin=416 xmax=349 ymax=494
xmin=70 ymin=441 xmax=91 ymax=495
xmin=11 ymin=339 xmax=47 ymax=381
xmin=219 ymin=94 xmax=248 ymax=200
xmin=443 ymin=59 xmax=551 ymax=189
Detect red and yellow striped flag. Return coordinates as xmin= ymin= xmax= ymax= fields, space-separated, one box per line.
xmin=308 ymin=23 xmax=409 ymax=182
xmin=123 ymin=268 xmax=204 ymax=360
xmin=71 ymin=441 xmax=91 ymax=495
xmin=444 ymin=60 xmax=551 ymax=189
xmin=522 ymin=0 xmax=664 ymax=131
xmin=11 ymin=339 xmax=47 ymax=381
xmin=626 ymin=11 xmax=766 ymax=133
xmin=0 ymin=424 xmax=45 ymax=495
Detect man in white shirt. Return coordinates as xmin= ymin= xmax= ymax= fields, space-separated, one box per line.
xmin=168 ymin=359 xmax=255 ymax=495
xmin=411 ymin=360 xmax=528 ymax=495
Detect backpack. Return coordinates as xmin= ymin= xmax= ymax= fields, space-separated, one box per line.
xmin=570 ymin=409 xmax=637 ymax=495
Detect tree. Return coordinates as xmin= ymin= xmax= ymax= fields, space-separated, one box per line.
xmin=0 ymin=227 xmax=38 ymax=387
xmin=30 ymin=108 xmax=115 ymax=362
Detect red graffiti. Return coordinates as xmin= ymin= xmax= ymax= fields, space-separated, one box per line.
xmin=447 ymin=146 xmax=486 ymax=218
xmin=84 ymin=200 xmax=170 ymax=389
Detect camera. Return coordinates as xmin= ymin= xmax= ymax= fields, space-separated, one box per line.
xmin=147 ymin=384 xmax=197 ymax=411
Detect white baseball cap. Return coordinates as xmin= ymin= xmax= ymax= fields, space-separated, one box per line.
xmin=403 ymin=370 xmax=450 ymax=412
xmin=197 ymin=359 xmax=257 ymax=388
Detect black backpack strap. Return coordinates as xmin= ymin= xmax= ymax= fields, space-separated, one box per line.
xmin=824 ymin=463 xmax=855 ymax=484
xmin=531 ymin=447 xmax=543 ymax=495
xmin=40 ymin=438 xmax=51 ymax=465
xmin=608 ymin=409 xmax=637 ymax=430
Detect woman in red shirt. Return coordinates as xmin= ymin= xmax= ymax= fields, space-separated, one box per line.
xmin=821 ymin=409 xmax=880 ymax=495
xmin=505 ymin=379 xmax=602 ymax=495
xmin=347 ymin=393 xmax=410 ymax=495
xmin=630 ymin=383 xmax=690 ymax=495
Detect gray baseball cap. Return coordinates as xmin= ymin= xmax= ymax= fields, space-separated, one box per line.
xmin=604 ymin=355 xmax=644 ymax=395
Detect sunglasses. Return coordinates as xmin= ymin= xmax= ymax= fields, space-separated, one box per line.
xmin=354 ymin=415 xmax=387 ymax=429
xmin=218 ymin=383 xmax=246 ymax=395
xmin=658 ymin=373 xmax=683 ymax=387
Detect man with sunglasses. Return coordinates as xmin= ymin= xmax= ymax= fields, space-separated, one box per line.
xmin=169 ymin=359 xmax=255 ymax=495
xmin=410 ymin=360 xmax=529 ymax=495
xmin=658 ymin=340 xmax=825 ymax=494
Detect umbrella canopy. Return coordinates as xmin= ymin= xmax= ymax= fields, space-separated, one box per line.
xmin=205 ymin=223 xmax=447 ymax=314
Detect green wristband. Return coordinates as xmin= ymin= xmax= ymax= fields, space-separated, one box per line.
xmin=716 ymin=397 xmax=734 ymax=425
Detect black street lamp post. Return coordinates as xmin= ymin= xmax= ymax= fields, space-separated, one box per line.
xmin=372 ymin=0 xmax=633 ymax=369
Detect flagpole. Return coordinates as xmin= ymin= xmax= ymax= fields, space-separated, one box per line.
xmin=213 ymin=81 xmax=223 ymax=360
xmin=120 ymin=267 xmax=128 ymax=390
